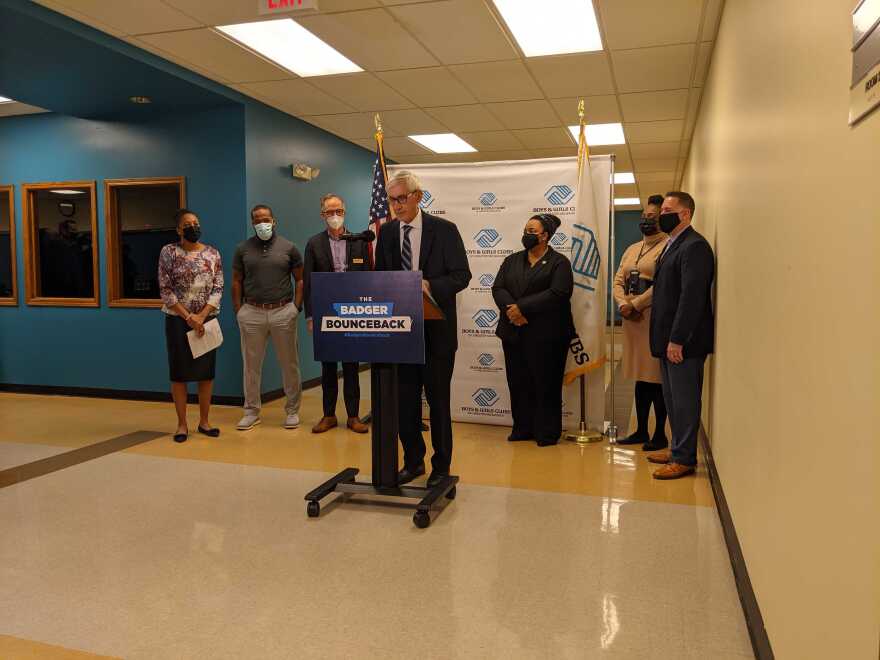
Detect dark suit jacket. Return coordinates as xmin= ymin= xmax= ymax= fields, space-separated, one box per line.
xmin=649 ymin=225 xmax=715 ymax=359
xmin=374 ymin=212 xmax=471 ymax=355
xmin=303 ymin=230 xmax=371 ymax=318
xmin=492 ymin=247 xmax=576 ymax=346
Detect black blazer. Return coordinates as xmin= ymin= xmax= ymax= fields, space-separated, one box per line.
xmin=374 ymin=212 xmax=471 ymax=354
xmin=492 ymin=247 xmax=576 ymax=345
xmin=649 ymin=226 xmax=715 ymax=359
xmin=303 ymin=230 xmax=371 ymax=318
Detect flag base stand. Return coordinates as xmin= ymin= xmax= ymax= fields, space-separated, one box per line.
xmin=565 ymin=421 xmax=604 ymax=444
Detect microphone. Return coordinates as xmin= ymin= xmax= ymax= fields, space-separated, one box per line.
xmin=339 ymin=230 xmax=376 ymax=241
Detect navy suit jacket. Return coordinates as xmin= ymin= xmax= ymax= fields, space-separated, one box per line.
xmin=374 ymin=212 xmax=471 ymax=355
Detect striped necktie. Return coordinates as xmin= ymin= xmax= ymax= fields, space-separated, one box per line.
xmin=401 ymin=224 xmax=413 ymax=271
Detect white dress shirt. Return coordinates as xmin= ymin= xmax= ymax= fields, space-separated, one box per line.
xmin=399 ymin=209 xmax=423 ymax=271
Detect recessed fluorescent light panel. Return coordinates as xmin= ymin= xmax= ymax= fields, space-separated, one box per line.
xmin=614 ymin=198 xmax=641 ymax=206
xmin=614 ymin=172 xmax=635 ymax=184
xmin=492 ymin=0 xmax=603 ymax=57
xmin=50 ymin=189 xmax=87 ymax=195
xmin=408 ymin=134 xmax=477 ymax=154
xmin=0 ymin=96 xmax=13 ymax=104
xmin=568 ymin=123 xmax=626 ymax=146
xmin=217 ymin=19 xmax=362 ymax=77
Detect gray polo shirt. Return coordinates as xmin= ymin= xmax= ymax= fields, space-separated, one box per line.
xmin=233 ymin=234 xmax=303 ymax=304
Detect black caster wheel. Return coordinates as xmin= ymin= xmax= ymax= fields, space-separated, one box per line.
xmin=413 ymin=510 xmax=430 ymax=529
xmin=445 ymin=486 xmax=457 ymax=500
xmin=307 ymin=501 xmax=320 ymax=518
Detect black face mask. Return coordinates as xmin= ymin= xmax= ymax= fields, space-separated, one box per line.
xmin=639 ymin=219 xmax=659 ymax=236
xmin=182 ymin=226 xmax=202 ymax=243
xmin=522 ymin=233 xmax=540 ymax=250
xmin=658 ymin=212 xmax=681 ymax=234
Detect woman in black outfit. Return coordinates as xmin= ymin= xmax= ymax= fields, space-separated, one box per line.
xmin=492 ymin=213 xmax=575 ymax=446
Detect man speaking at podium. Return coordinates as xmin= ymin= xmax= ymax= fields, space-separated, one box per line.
xmin=375 ymin=171 xmax=471 ymax=487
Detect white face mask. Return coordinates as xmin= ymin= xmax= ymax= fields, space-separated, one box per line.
xmin=326 ymin=214 xmax=344 ymax=230
xmin=254 ymin=222 xmax=274 ymax=241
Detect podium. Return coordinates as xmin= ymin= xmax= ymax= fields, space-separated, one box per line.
xmin=303 ymin=271 xmax=459 ymax=528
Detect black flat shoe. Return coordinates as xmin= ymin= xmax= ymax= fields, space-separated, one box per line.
xmin=642 ymin=437 xmax=669 ymax=452
xmin=173 ymin=433 xmax=188 ymax=443
xmin=507 ymin=432 xmax=533 ymax=442
xmin=616 ymin=433 xmax=648 ymax=445
xmin=426 ymin=471 xmax=450 ymax=488
xmin=536 ymin=438 xmax=559 ymax=447
xmin=397 ymin=463 xmax=426 ymax=485
xmin=198 ymin=426 xmax=221 ymax=438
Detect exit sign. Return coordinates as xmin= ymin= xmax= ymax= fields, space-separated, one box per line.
xmin=258 ymin=0 xmax=319 ymax=15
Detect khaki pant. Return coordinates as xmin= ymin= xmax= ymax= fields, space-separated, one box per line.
xmin=237 ymin=303 xmax=302 ymax=415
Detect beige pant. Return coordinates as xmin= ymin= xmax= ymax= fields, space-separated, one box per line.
xmin=237 ymin=303 xmax=302 ymax=415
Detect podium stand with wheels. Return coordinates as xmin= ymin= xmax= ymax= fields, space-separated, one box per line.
xmin=303 ymin=271 xmax=459 ymax=528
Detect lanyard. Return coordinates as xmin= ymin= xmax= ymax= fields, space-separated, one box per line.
xmin=635 ymin=239 xmax=660 ymax=267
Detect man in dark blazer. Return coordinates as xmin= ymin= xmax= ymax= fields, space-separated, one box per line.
xmin=304 ymin=193 xmax=370 ymax=434
xmin=375 ymin=171 xmax=471 ymax=487
xmin=647 ymin=191 xmax=715 ymax=479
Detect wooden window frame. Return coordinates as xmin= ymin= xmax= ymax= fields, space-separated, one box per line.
xmin=104 ymin=177 xmax=186 ymax=309
xmin=0 ymin=184 xmax=18 ymax=306
xmin=22 ymin=181 xmax=99 ymax=307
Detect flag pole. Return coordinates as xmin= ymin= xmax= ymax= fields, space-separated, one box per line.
xmin=566 ymin=99 xmax=603 ymax=444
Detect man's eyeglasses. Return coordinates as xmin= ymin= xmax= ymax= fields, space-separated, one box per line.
xmin=321 ymin=209 xmax=345 ymax=217
xmin=388 ymin=192 xmax=415 ymax=205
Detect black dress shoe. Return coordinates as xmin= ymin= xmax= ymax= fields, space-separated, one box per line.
xmin=536 ymin=438 xmax=559 ymax=447
xmin=198 ymin=426 xmax=221 ymax=438
xmin=173 ymin=433 xmax=188 ymax=443
xmin=397 ymin=463 xmax=426 ymax=485
xmin=426 ymin=471 xmax=450 ymax=488
xmin=642 ymin=436 xmax=669 ymax=451
xmin=507 ymin=431 xmax=533 ymax=442
xmin=617 ymin=433 xmax=648 ymax=446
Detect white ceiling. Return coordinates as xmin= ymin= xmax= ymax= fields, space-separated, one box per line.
xmin=31 ymin=0 xmax=722 ymax=208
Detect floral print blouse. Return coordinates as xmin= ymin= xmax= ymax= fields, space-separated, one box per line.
xmin=158 ymin=243 xmax=224 ymax=316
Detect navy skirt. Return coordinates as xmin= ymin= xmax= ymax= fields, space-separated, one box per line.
xmin=164 ymin=314 xmax=217 ymax=383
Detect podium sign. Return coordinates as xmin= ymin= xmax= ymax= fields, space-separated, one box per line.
xmin=311 ymin=271 xmax=425 ymax=365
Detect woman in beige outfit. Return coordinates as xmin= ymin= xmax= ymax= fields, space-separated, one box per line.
xmin=613 ymin=195 xmax=668 ymax=450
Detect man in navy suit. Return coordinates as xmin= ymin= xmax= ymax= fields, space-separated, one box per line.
xmin=374 ymin=171 xmax=471 ymax=487
xmin=647 ymin=191 xmax=715 ymax=479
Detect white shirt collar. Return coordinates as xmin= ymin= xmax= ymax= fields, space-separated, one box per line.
xmin=402 ymin=209 xmax=423 ymax=231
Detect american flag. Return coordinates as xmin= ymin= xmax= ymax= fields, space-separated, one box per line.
xmin=367 ymin=139 xmax=390 ymax=267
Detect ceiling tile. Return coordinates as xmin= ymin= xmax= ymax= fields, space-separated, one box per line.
xmin=32 ymin=0 xmax=122 ymax=36
xmin=0 ymin=102 xmax=48 ymax=118
xmin=458 ymin=131 xmax=524 ymax=151
xmin=379 ymin=136 xmax=433 ymax=156
xmin=376 ymin=68 xmax=476 ymax=107
xmin=137 ymin=29 xmax=291 ymax=83
xmin=531 ymin=147 xmax=578 ymax=159
xmin=301 ymin=113 xmax=376 ymax=140
xmin=40 ymin=0 xmax=201 ymax=35
xmin=309 ymin=73 xmax=414 ymax=111
xmin=629 ymin=141 xmax=681 ymax=159
xmin=388 ymin=0 xmax=516 ymax=65
xmin=424 ymin=105 xmax=505 ymax=132
xmin=624 ymin=120 xmax=684 ymax=143
xmin=683 ymin=88 xmax=703 ymax=135
xmin=634 ymin=158 xmax=679 ymax=173
xmin=619 ymin=89 xmax=689 ymax=122
xmin=598 ymin=0 xmax=702 ymax=50
xmin=241 ymin=80 xmax=355 ymax=115
xmin=448 ymin=61 xmax=543 ymax=103
xmin=161 ymin=0 xmax=265 ymax=25
xmin=614 ymin=183 xmax=639 ymax=197
xmin=485 ymin=100 xmax=560 ymax=130
xmin=693 ymin=42 xmax=713 ymax=86
xmin=513 ymin=127 xmax=574 ymax=149
xmin=611 ymin=44 xmax=696 ymax=93
xmin=700 ymin=0 xmax=724 ymax=40
xmin=550 ymin=96 xmax=621 ymax=124
xmin=636 ymin=170 xmax=676 ymax=183
xmin=297 ymin=9 xmax=438 ymax=71
xmin=128 ymin=36 xmax=233 ymax=82
xmin=526 ymin=52 xmax=615 ymax=97
xmin=379 ymin=108 xmax=450 ymax=136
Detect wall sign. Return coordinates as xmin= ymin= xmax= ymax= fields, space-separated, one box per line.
xmin=850 ymin=0 xmax=880 ymax=124
xmin=258 ymin=0 xmax=318 ymax=16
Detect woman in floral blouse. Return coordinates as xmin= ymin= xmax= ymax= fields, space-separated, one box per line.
xmin=158 ymin=208 xmax=224 ymax=443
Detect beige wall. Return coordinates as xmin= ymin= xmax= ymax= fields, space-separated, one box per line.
xmin=682 ymin=0 xmax=879 ymax=658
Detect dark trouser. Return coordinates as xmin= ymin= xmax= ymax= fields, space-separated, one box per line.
xmin=397 ymin=351 xmax=455 ymax=474
xmin=321 ymin=361 xmax=360 ymax=418
xmin=659 ymin=356 xmax=706 ymax=467
xmin=634 ymin=381 xmax=668 ymax=439
xmin=503 ymin=338 xmax=568 ymax=443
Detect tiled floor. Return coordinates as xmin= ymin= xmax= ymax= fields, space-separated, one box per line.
xmin=0 ymin=375 xmax=750 ymax=659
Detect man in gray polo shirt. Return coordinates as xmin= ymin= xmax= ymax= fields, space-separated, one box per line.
xmin=232 ymin=204 xmax=304 ymax=430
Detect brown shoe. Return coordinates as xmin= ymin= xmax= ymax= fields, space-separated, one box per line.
xmin=311 ymin=416 xmax=338 ymax=433
xmin=646 ymin=449 xmax=672 ymax=464
xmin=346 ymin=417 xmax=369 ymax=434
xmin=653 ymin=463 xmax=696 ymax=480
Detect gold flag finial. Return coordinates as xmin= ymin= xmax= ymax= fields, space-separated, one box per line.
xmin=374 ymin=113 xmax=383 ymax=134
xmin=577 ymin=98 xmax=585 ymax=123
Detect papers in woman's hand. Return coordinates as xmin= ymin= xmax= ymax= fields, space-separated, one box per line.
xmin=187 ymin=318 xmax=223 ymax=359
